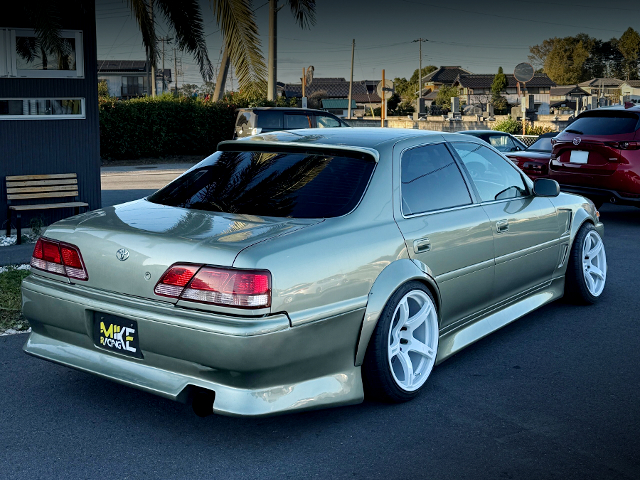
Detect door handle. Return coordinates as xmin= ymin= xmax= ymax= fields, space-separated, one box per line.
xmin=413 ymin=238 xmax=431 ymax=253
xmin=496 ymin=219 xmax=509 ymax=233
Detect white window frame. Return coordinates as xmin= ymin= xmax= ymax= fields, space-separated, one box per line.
xmin=0 ymin=28 xmax=83 ymax=78
xmin=0 ymin=98 xmax=86 ymax=120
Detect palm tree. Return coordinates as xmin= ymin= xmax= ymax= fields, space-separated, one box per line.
xmin=18 ymin=0 xmax=315 ymax=95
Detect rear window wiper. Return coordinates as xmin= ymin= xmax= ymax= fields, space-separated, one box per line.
xmin=565 ymin=129 xmax=583 ymax=134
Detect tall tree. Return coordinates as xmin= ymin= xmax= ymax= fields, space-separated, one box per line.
xmin=394 ymin=66 xmax=437 ymax=100
xmin=617 ymin=27 xmax=640 ymax=80
xmin=491 ymin=67 xmax=508 ymax=96
xmin=529 ymin=34 xmax=597 ymax=84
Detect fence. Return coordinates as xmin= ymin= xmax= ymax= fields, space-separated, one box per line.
xmin=513 ymin=135 xmax=540 ymax=147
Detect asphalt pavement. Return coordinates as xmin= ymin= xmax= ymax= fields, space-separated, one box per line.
xmin=1 ymin=204 xmax=639 ymax=479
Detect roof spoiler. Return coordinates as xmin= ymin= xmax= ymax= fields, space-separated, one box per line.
xmin=217 ymin=140 xmax=380 ymax=163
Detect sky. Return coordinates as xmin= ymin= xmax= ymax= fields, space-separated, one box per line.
xmin=95 ymin=0 xmax=639 ymax=88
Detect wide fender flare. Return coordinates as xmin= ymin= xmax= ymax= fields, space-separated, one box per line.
xmin=354 ymin=258 xmax=441 ymax=366
xmin=570 ymin=206 xmax=603 ymax=243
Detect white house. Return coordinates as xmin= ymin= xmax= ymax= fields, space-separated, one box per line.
xmin=97 ymin=60 xmax=171 ymax=98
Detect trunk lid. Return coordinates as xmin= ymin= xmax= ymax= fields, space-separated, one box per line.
xmin=43 ymin=199 xmax=320 ymax=302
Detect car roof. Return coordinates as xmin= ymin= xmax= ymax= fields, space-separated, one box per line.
xmin=457 ymin=130 xmax=512 ymax=135
xmin=226 ymin=127 xmax=455 ymax=151
xmin=237 ymin=107 xmax=336 ymax=114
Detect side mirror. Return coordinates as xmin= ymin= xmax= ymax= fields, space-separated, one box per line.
xmin=533 ymin=178 xmax=560 ymax=197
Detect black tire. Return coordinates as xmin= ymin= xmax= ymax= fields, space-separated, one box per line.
xmin=362 ymin=281 xmax=438 ymax=403
xmin=565 ymin=223 xmax=606 ymax=304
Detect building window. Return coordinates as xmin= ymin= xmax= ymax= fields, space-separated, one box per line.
xmin=0 ymin=28 xmax=84 ymax=78
xmin=0 ymin=98 xmax=85 ymax=119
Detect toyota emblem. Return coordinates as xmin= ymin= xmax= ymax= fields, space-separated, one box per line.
xmin=573 ymin=137 xmax=581 ymax=145
xmin=116 ymin=248 xmax=130 ymax=261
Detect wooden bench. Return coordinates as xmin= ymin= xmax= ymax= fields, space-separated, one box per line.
xmin=5 ymin=173 xmax=89 ymax=245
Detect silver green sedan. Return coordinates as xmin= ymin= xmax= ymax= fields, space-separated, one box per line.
xmin=22 ymin=128 xmax=607 ymax=417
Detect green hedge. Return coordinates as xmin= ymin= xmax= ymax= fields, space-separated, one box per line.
xmin=99 ymin=95 xmax=237 ymax=159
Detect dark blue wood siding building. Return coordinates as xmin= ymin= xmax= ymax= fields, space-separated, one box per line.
xmin=0 ymin=2 xmax=100 ymax=232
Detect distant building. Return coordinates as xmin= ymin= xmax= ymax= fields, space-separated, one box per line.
xmin=282 ymin=77 xmax=381 ymax=117
xmin=97 ymin=60 xmax=172 ymax=98
xmin=578 ymin=78 xmax=623 ymax=98
xmin=550 ymin=85 xmax=590 ymax=111
xmin=419 ymin=66 xmax=472 ymax=97
xmin=453 ymin=73 xmax=556 ymax=113
xmin=620 ymin=80 xmax=640 ymax=103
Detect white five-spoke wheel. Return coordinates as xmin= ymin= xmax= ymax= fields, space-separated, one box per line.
xmin=387 ymin=290 xmax=438 ymax=392
xmin=582 ymin=230 xmax=606 ymax=297
xmin=363 ymin=282 xmax=439 ymax=402
xmin=566 ymin=223 xmax=606 ymax=304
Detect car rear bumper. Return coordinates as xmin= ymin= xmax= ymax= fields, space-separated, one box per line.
xmin=558 ymin=184 xmax=640 ymax=206
xmin=22 ymin=274 xmax=365 ymax=416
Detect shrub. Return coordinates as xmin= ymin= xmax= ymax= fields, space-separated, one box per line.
xmin=492 ymin=116 xmax=556 ymax=135
xmin=99 ymin=95 xmax=237 ymax=159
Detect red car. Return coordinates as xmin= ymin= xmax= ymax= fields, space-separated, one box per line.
xmin=506 ymin=132 xmax=557 ymax=179
xmin=549 ymin=105 xmax=640 ymax=207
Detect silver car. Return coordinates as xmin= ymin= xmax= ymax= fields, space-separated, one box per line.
xmin=22 ymin=128 xmax=606 ymax=417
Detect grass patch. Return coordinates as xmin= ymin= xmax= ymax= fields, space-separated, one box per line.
xmin=0 ymin=267 xmax=30 ymax=332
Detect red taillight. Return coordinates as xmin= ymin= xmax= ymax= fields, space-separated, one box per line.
xmin=154 ymin=264 xmax=200 ymax=298
xmin=154 ymin=264 xmax=272 ymax=309
xmin=31 ymin=237 xmax=88 ymax=280
xmin=182 ymin=267 xmax=271 ymax=308
xmin=605 ymin=141 xmax=640 ymax=150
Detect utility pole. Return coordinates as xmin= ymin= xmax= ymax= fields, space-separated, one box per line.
xmin=348 ymin=39 xmax=355 ymax=119
xmin=413 ymin=38 xmax=428 ymax=114
xmin=149 ymin=0 xmax=156 ymax=97
xmin=174 ymin=47 xmax=178 ymax=95
xmin=213 ymin=48 xmax=230 ymax=101
xmin=381 ymin=69 xmax=385 ymax=127
xmin=267 ymin=0 xmax=277 ymax=101
xmin=160 ymin=36 xmax=173 ymax=93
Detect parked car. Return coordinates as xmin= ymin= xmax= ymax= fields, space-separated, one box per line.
xmin=458 ymin=130 xmax=528 ymax=152
xmin=234 ymin=107 xmax=350 ymax=138
xmin=506 ymin=131 xmax=558 ymax=178
xmin=549 ymin=105 xmax=640 ymax=207
xmin=22 ymin=128 xmax=605 ymax=417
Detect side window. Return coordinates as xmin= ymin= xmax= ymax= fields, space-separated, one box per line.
xmin=401 ymin=143 xmax=472 ymax=215
xmin=451 ymin=142 xmax=528 ymax=202
xmin=316 ymin=115 xmax=341 ymax=128
xmin=488 ymin=134 xmax=515 ymax=152
xmin=256 ymin=111 xmax=283 ymax=129
xmin=284 ymin=114 xmax=312 ymax=129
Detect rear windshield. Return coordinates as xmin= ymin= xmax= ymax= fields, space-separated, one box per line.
xmin=528 ymin=136 xmax=553 ymax=152
xmin=148 ymin=151 xmax=375 ymax=218
xmin=566 ymin=111 xmax=640 ymax=135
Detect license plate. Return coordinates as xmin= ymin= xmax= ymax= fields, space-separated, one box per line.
xmin=93 ymin=312 xmax=143 ymax=358
xmin=570 ymin=151 xmax=589 ymax=164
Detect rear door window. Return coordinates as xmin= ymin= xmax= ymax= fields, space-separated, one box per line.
xmin=401 ymin=143 xmax=472 ymax=215
xmin=256 ymin=110 xmax=283 ymax=129
xmin=566 ymin=111 xmax=640 ymax=135
xmin=316 ymin=115 xmax=342 ymax=128
xmin=148 ymin=151 xmax=375 ymax=218
xmin=284 ymin=113 xmax=312 ymax=129
xmin=487 ymin=134 xmax=516 ymax=152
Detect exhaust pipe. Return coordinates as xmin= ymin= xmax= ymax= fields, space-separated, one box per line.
xmin=191 ymin=387 xmax=215 ymax=417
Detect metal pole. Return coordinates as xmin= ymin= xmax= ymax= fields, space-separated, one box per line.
xmin=174 ymin=47 xmax=178 ymax=95
xmin=161 ymin=38 xmax=165 ymax=93
xmin=381 ymin=69 xmax=385 ymax=127
xmin=149 ymin=0 xmax=156 ymax=97
xmin=302 ymin=67 xmax=306 ymax=98
xmin=419 ymin=40 xmax=422 ymax=113
xmin=213 ymin=47 xmax=230 ymax=101
xmin=348 ymin=39 xmax=355 ymax=119
xmin=267 ymin=0 xmax=277 ymax=101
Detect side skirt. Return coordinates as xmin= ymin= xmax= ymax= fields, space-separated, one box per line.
xmin=436 ymin=277 xmax=565 ymax=364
